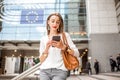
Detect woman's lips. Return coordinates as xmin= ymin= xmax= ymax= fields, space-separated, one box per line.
xmin=52 ymin=26 xmax=57 ymax=28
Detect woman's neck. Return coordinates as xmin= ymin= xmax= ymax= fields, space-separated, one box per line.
xmin=49 ymin=31 xmax=58 ymax=36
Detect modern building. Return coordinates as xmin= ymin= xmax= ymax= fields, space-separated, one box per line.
xmin=88 ymin=0 xmax=120 ymax=73
xmin=0 ymin=0 xmax=120 ymax=76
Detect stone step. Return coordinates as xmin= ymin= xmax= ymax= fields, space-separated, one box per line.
xmin=0 ymin=72 xmax=120 ymax=80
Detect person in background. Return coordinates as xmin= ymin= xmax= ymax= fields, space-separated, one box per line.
xmin=116 ymin=54 xmax=120 ymax=71
xmin=78 ymin=57 xmax=82 ymax=75
xmin=39 ymin=12 xmax=79 ymax=80
xmin=94 ymin=59 xmax=99 ymax=74
xmin=78 ymin=65 xmax=82 ymax=75
xmin=109 ymin=56 xmax=117 ymax=72
xmin=86 ymin=60 xmax=92 ymax=75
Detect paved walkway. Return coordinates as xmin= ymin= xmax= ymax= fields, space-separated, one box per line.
xmin=0 ymin=72 xmax=120 ymax=80
xmin=67 ymin=72 xmax=120 ymax=80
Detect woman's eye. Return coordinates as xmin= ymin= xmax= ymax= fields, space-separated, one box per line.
xmin=51 ymin=21 xmax=54 ymax=23
xmin=52 ymin=21 xmax=54 ymax=23
xmin=56 ymin=21 xmax=60 ymax=24
xmin=50 ymin=20 xmax=60 ymax=24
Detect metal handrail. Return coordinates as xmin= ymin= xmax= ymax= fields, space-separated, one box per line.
xmin=11 ymin=62 xmax=41 ymax=80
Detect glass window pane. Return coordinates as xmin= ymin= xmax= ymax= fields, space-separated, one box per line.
xmin=2 ymin=27 xmax=16 ymax=34
xmin=15 ymin=33 xmax=29 ymax=40
xmin=1 ymin=0 xmax=88 ymax=40
xmin=1 ymin=34 xmax=16 ymax=40
xmin=16 ymin=27 xmax=30 ymax=34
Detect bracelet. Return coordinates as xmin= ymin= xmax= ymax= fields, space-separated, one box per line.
xmin=61 ymin=45 xmax=67 ymax=51
xmin=43 ymin=53 xmax=48 ymax=57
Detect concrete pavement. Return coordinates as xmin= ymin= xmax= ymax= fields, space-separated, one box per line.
xmin=0 ymin=72 xmax=120 ymax=80
xmin=67 ymin=72 xmax=120 ymax=80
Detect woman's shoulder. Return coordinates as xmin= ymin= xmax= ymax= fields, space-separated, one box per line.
xmin=63 ymin=32 xmax=69 ymax=35
xmin=63 ymin=32 xmax=70 ymax=37
xmin=40 ymin=35 xmax=48 ymax=40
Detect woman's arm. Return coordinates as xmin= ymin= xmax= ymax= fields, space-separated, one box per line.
xmin=39 ymin=37 xmax=51 ymax=63
xmin=65 ymin=32 xmax=79 ymax=57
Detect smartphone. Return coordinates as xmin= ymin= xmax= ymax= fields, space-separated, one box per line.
xmin=52 ymin=36 xmax=60 ymax=41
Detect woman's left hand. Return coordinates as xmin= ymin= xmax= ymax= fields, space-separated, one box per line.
xmin=51 ymin=40 xmax=66 ymax=50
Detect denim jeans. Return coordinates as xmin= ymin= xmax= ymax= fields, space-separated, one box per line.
xmin=39 ymin=68 xmax=68 ymax=80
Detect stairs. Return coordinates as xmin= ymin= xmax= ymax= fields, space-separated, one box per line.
xmin=0 ymin=74 xmax=40 ymax=80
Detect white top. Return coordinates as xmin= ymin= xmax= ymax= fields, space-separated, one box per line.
xmin=39 ymin=32 xmax=79 ymax=71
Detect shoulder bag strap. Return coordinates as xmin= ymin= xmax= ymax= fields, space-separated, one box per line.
xmin=62 ymin=32 xmax=68 ymax=46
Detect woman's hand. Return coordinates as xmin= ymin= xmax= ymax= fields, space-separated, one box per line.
xmin=44 ymin=40 xmax=52 ymax=53
xmin=51 ymin=40 xmax=67 ymax=50
xmin=40 ymin=40 xmax=52 ymax=63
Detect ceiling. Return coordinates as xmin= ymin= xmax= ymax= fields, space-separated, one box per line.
xmin=0 ymin=40 xmax=88 ymax=50
xmin=0 ymin=40 xmax=40 ymax=50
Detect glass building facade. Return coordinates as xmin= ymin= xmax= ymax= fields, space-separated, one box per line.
xmin=0 ymin=0 xmax=88 ymax=75
xmin=0 ymin=0 xmax=88 ymax=41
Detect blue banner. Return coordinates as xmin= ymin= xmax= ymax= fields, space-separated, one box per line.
xmin=20 ymin=9 xmax=44 ymax=24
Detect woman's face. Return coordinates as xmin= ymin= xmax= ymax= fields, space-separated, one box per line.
xmin=48 ymin=15 xmax=60 ymax=32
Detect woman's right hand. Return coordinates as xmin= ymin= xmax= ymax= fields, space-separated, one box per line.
xmin=40 ymin=40 xmax=52 ymax=63
xmin=44 ymin=40 xmax=52 ymax=53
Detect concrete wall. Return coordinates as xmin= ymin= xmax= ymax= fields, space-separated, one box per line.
xmin=116 ymin=1 xmax=120 ymax=31
xmin=87 ymin=0 xmax=118 ymax=34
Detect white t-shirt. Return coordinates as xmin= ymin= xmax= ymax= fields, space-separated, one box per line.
xmin=39 ymin=32 xmax=79 ymax=71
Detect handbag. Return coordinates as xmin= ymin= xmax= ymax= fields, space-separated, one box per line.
xmin=61 ymin=32 xmax=79 ymax=70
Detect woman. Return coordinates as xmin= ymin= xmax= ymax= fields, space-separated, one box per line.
xmin=39 ymin=12 xmax=79 ymax=80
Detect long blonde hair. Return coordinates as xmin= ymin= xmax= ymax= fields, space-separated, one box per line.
xmin=46 ymin=12 xmax=64 ymax=35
